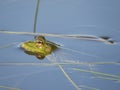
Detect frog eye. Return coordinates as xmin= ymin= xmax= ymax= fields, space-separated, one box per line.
xmin=37 ymin=40 xmax=43 ymax=44
xmin=35 ymin=36 xmax=45 ymax=41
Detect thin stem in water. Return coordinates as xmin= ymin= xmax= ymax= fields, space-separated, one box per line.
xmin=33 ymin=0 xmax=40 ymax=33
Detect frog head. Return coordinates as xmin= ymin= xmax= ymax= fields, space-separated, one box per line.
xmin=21 ymin=36 xmax=58 ymax=59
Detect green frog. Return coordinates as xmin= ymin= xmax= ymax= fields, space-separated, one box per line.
xmin=21 ymin=36 xmax=58 ymax=59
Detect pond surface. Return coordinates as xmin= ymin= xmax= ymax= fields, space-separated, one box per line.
xmin=0 ymin=0 xmax=120 ymax=90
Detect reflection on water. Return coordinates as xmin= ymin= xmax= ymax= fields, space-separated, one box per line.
xmin=0 ymin=0 xmax=120 ymax=90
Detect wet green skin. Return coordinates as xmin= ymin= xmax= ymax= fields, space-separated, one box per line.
xmin=21 ymin=36 xmax=58 ymax=59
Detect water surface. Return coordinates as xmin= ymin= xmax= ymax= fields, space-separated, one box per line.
xmin=0 ymin=0 xmax=120 ymax=90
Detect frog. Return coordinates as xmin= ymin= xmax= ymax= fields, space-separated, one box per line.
xmin=21 ymin=36 xmax=58 ymax=59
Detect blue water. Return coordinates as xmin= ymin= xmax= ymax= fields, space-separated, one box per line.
xmin=0 ymin=0 xmax=120 ymax=90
